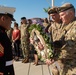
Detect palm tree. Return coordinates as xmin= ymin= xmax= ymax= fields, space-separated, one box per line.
xmin=43 ymin=0 xmax=54 ymax=22
xmin=43 ymin=7 xmax=51 ymax=23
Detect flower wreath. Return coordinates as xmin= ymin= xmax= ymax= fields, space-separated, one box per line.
xmin=28 ymin=24 xmax=53 ymax=61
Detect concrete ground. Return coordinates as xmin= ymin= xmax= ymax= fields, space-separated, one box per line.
xmin=13 ymin=60 xmax=53 ymax=75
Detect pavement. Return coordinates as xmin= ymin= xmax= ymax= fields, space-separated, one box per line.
xmin=13 ymin=60 xmax=53 ymax=75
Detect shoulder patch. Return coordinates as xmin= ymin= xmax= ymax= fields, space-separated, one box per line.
xmin=0 ymin=43 xmax=4 ymax=57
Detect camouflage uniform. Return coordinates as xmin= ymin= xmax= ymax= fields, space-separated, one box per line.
xmin=6 ymin=27 xmax=13 ymax=42
xmin=48 ymin=21 xmax=76 ymax=75
xmin=54 ymin=3 xmax=76 ymax=75
xmin=48 ymin=7 xmax=62 ymax=42
xmin=43 ymin=18 xmax=49 ymax=28
xmin=57 ymin=19 xmax=76 ymax=75
xmin=47 ymin=7 xmax=63 ymax=75
xmin=48 ymin=22 xmax=63 ymax=75
xmin=48 ymin=22 xmax=62 ymax=42
xmin=20 ymin=24 xmax=30 ymax=62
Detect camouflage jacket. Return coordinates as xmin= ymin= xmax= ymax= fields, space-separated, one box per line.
xmin=59 ymin=19 xmax=76 ymax=61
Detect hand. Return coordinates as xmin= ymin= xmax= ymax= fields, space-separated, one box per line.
xmin=45 ymin=59 xmax=54 ymax=65
xmin=45 ymin=59 xmax=52 ymax=65
xmin=13 ymin=40 xmax=15 ymax=43
xmin=0 ymin=72 xmax=3 ymax=75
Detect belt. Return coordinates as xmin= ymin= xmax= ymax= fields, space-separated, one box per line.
xmin=6 ymin=60 xmax=13 ymax=66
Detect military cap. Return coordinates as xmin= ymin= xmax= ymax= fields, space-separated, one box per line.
xmin=58 ymin=3 xmax=75 ymax=12
xmin=48 ymin=7 xmax=58 ymax=14
xmin=0 ymin=6 xmax=16 ymax=21
xmin=21 ymin=17 xmax=26 ymax=20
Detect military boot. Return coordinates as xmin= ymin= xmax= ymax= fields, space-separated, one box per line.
xmin=22 ymin=58 xmax=29 ymax=63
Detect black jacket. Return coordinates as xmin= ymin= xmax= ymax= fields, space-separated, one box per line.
xmin=0 ymin=26 xmax=13 ymax=73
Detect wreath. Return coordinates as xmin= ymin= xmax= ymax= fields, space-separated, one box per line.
xmin=28 ymin=24 xmax=53 ymax=61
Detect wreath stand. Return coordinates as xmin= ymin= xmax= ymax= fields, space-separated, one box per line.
xmin=27 ymin=56 xmax=53 ymax=75
xmin=28 ymin=26 xmax=53 ymax=75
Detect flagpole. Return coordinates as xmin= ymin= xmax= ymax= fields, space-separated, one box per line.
xmin=52 ymin=0 xmax=54 ymax=7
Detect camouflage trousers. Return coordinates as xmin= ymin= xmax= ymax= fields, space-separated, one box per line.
xmin=50 ymin=60 xmax=76 ymax=75
xmin=21 ymin=42 xmax=29 ymax=58
xmin=59 ymin=47 xmax=76 ymax=75
xmin=62 ymin=60 xmax=76 ymax=75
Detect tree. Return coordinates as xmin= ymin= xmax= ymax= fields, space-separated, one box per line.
xmin=43 ymin=7 xmax=51 ymax=23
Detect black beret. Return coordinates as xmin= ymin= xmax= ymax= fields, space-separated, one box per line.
xmin=48 ymin=7 xmax=58 ymax=14
xmin=58 ymin=3 xmax=75 ymax=13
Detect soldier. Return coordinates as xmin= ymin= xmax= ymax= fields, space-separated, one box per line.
xmin=42 ymin=17 xmax=51 ymax=33
xmin=43 ymin=18 xmax=49 ymax=28
xmin=48 ymin=7 xmax=62 ymax=42
xmin=46 ymin=3 xmax=76 ymax=75
xmin=20 ymin=17 xmax=30 ymax=63
xmin=0 ymin=6 xmax=15 ymax=75
xmin=58 ymin=3 xmax=76 ymax=75
xmin=27 ymin=19 xmax=32 ymax=25
xmin=45 ymin=7 xmax=63 ymax=75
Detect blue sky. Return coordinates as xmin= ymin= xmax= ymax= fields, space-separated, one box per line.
xmin=0 ymin=0 xmax=76 ymax=26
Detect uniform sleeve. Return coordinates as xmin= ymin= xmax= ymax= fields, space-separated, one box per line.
xmin=0 ymin=56 xmax=5 ymax=73
xmin=71 ymin=25 xmax=76 ymax=40
xmin=0 ymin=43 xmax=5 ymax=73
xmin=0 ymin=33 xmax=5 ymax=73
xmin=48 ymin=25 xmax=52 ymax=33
xmin=68 ymin=24 xmax=76 ymax=41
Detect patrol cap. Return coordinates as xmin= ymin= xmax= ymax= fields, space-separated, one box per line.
xmin=48 ymin=7 xmax=58 ymax=14
xmin=58 ymin=3 xmax=75 ymax=13
xmin=0 ymin=6 xmax=16 ymax=21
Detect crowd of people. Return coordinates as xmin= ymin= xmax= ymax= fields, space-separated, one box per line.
xmin=0 ymin=2 xmax=76 ymax=75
